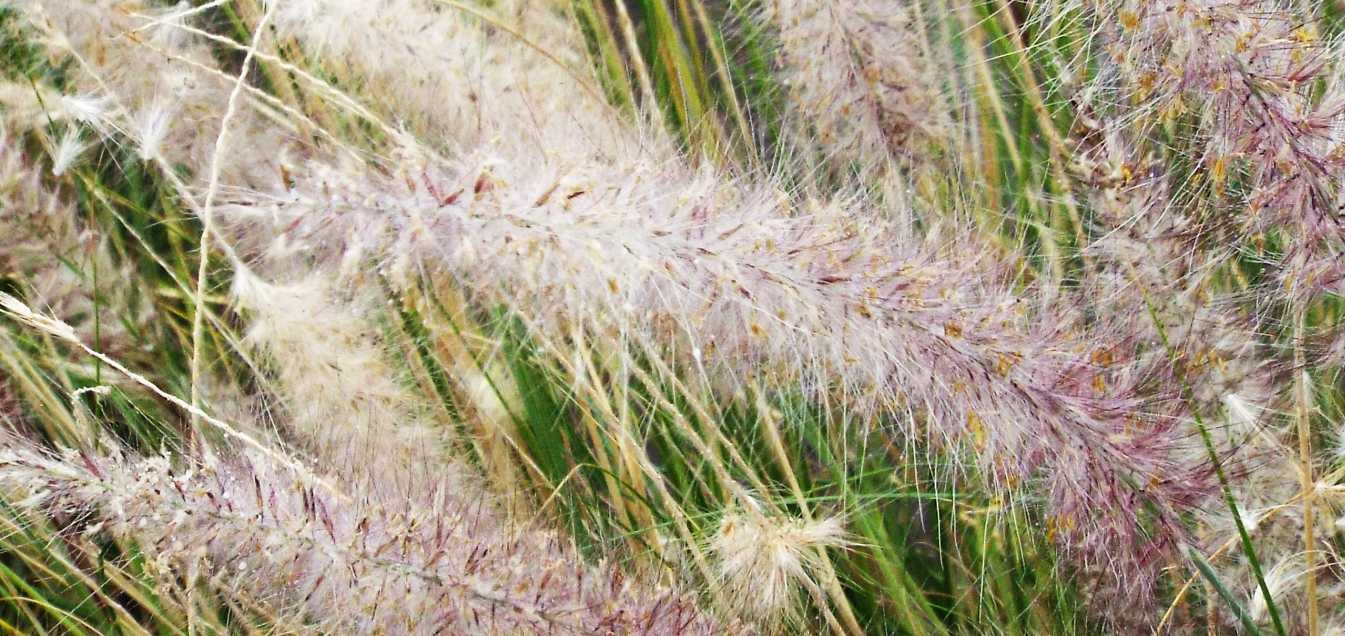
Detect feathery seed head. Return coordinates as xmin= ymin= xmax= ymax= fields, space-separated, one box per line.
xmin=58 ymin=93 xmax=107 ymax=124
xmin=50 ymin=130 xmax=86 ymax=176
xmin=134 ymin=100 xmax=173 ymax=161
xmin=0 ymin=293 xmax=79 ymax=343
xmin=710 ymin=507 xmax=846 ymax=627
xmin=0 ymin=440 xmax=729 ymax=634
xmin=230 ymin=139 xmax=1223 ymax=608
xmin=1249 ymin=555 xmax=1304 ymax=627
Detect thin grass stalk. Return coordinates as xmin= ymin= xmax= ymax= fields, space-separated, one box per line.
xmin=571 ymin=339 xmax=691 ymax=565
xmin=570 ymin=0 xmax=638 ymax=113
xmin=751 ymin=383 xmax=931 ymax=635
xmin=189 ymin=3 xmax=275 ymax=443
xmin=612 ymin=0 xmax=664 ymax=128
xmin=1293 ymin=302 xmax=1318 ymax=636
xmin=634 ymin=343 xmax=862 ymax=632
xmin=531 ymin=326 xmax=721 ymax=596
xmin=986 ymin=0 xmax=1086 ymax=260
xmin=1189 ymin=547 xmax=1264 ymax=635
xmin=0 ymin=293 xmax=340 ymax=498
xmin=1156 ymin=495 xmax=1303 ymax=632
xmin=1132 ymin=273 xmax=1288 ymax=636
xmin=949 ymin=1 xmax=1058 ymax=283
xmin=688 ymin=0 xmax=758 ymax=163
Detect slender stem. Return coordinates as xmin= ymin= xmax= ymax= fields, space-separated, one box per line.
xmin=752 ymin=385 xmax=879 ymax=636
xmin=189 ymin=4 xmax=275 ymax=442
xmin=612 ymin=0 xmax=663 ymax=127
xmin=689 ymin=0 xmax=758 ymax=163
xmin=1128 ymin=267 xmax=1287 ymax=636
xmin=1293 ymin=303 xmax=1318 ymax=636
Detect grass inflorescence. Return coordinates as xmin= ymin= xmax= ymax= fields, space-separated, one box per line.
xmin=2 ymin=1 xmax=1345 ymax=634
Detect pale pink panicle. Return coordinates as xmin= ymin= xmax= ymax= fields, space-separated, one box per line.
xmin=0 ymin=441 xmax=729 ymax=635
xmin=229 ymin=140 xmax=1217 ymax=605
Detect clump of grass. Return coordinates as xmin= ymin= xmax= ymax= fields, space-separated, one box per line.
xmin=8 ymin=0 xmax=1345 ymax=634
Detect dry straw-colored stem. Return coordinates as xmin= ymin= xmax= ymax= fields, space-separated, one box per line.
xmin=1293 ymin=303 xmax=1317 ymax=636
xmin=189 ymin=3 xmax=275 ymax=440
xmin=753 ymin=384 xmax=868 ymax=636
xmin=0 ymin=293 xmax=341 ymax=499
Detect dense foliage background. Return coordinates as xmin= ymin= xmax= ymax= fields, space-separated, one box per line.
xmin=3 ymin=1 xmax=1345 ymax=633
